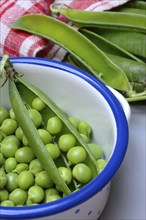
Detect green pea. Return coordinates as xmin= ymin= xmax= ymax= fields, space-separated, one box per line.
xmin=45 ymin=143 xmax=60 ymax=160
xmin=9 ymin=188 xmax=27 ymax=205
xmin=58 ymin=167 xmax=72 ymax=185
xmin=0 ymin=153 xmax=4 ymax=167
xmin=45 ymin=188 xmax=60 ymax=197
xmin=1 ymin=200 xmax=15 ymax=206
xmin=47 ymin=116 xmax=63 ymax=135
xmin=35 ymin=171 xmax=54 ymax=188
xmin=18 ymin=171 xmax=34 ymax=190
xmin=2 ymin=135 xmax=20 ymax=147
xmin=45 ymin=194 xmax=61 ymax=203
xmin=0 ymin=107 xmax=9 ymax=125
xmin=0 ymin=168 xmax=8 ymax=189
xmin=0 ymin=118 xmax=18 ymax=135
xmin=97 ymin=159 xmax=107 ymax=173
xmin=58 ymin=134 xmax=77 ymax=152
xmin=72 ymin=163 xmax=92 ymax=184
xmin=88 ymin=143 xmax=103 ymax=160
xmin=37 ymin=129 xmax=52 ymax=144
xmin=5 ymin=157 xmax=17 ymax=173
xmin=6 ymin=173 xmax=18 ymax=192
xmin=15 ymin=127 xmax=23 ymax=141
xmin=67 ymin=146 xmax=87 ymax=164
xmin=80 ymin=133 xmax=90 ymax=143
xmin=15 ymin=146 xmax=35 ymax=163
xmin=9 ymin=108 xmax=16 ymax=120
xmin=0 ymin=133 xmax=3 ymax=142
xmin=22 ymin=134 xmax=29 ymax=146
xmin=28 ymin=185 xmax=44 ymax=203
xmin=13 ymin=163 xmax=29 ymax=174
xmin=77 ymin=121 xmax=92 ymax=138
xmin=29 ymin=159 xmax=43 ymax=175
xmin=32 ymin=96 xmax=46 ymax=111
xmin=27 ymin=108 xmax=43 ymax=128
xmin=69 ymin=117 xmax=79 ymax=128
xmin=0 ymin=189 xmax=9 ymax=202
xmin=1 ymin=142 xmax=18 ymax=158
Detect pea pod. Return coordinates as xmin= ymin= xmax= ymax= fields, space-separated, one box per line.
xmin=80 ymin=29 xmax=142 ymax=62
xmin=50 ymin=4 xmax=146 ymax=33
xmin=1 ymin=55 xmax=99 ymax=193
xmin=80 ymin=29 xmax=146 ymax=84
xmin=115 ymin=7 xmax=146 ymax=15
xmin=91 ymin=29 xmax=146 ymax=59
xmin=8 ymin=78 xmax=71 ymax=195
xmin=126 ymin=1 xmax=146 ymax=10
xmin=11 ymin=14 xmax=131 ymax=92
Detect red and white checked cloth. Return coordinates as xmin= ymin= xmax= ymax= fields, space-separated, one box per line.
xmin=0 ymin=0 xmax=129 ymax=61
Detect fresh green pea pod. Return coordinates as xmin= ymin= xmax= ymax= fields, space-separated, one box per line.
xmin=11 ymin=14 xmax=131 ymax=92
xmin=8 ymin=78 xmax=71 ymax=196
xmin=80 ymin=29 xmax=142 ymax=62
xmin=50 ymin=4 xmax=146 ymax=33
xmin=115 ymin=7 xmax=146 ymax=15
xmin=14 ymin=77 xmax=98 ymax=176
xmin=126 ymin=1 xmax=146 ymax=10
xmin=91 ymin=29 xmax=146 ymax=59
xmin=1 ymin=55 xmax=99 ymax=188
xmin=106 ymin=53 xmax=146 ymax=86
xmin=80 ymin=29 xmax=146 ymax=84
xmin=67 ymin=54 xmax=146 ymax=102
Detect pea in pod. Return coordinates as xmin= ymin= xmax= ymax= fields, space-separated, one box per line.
xmin=1 ymin=55 xmax=99 ymax=195
xmin=11 ymin=14 xmax=131 ymax=92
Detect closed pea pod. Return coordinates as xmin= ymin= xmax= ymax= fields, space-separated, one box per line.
xmin=50 ymin=4 xmax=146 ymax=33
xmin=11 ymin=14 xmax=131 ymax=92
xmin=92 ymin=29 xmax=146 ymax=59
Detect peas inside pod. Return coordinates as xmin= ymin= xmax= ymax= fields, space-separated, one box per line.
xmin=0 ymin=55 xmax=107 ymax=207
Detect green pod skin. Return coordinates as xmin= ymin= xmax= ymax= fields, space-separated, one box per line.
xmin=11 ymin=14 xmax=131 ymax=92
xmin=126 ymin=1 xmax=146 ymax=10
xmin=80 ymin=29 xmax=146 ymax=84
xmin=50 ymin=4 xmax=146 ymax=33
xmin=8 ymin=78 xmax=71 ymax=196
xmin=114 ymin=7 xmax=146 ymax=15
xmin=80 ymin=29 xmax=142 ymax=62
xmin=14 ymin=76 xmax=98 ymax=176
xmin=106 ymin=53 xmax=146 ymax=86
xmin=92 ymin=29 xmax=146 ymax=59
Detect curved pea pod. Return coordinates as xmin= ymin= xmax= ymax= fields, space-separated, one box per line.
xmin=8 ymin=78 xmax=71 ymax=196
xmin=92 ymin=29 xmax=146 ymax=59
xmin=80 ymin=29 xmax=146 ymax=85
xmin=50 ymin=4 xmax=146 ymax=33
xmin=80 ymin=29 xmax=142 ymax=62
xmin=126 ymin=1 xmax=146 ymax=10
xmin=114 ymin=7 xmax=146 ymax=15
xmin=105 ymin=54 xmax=146 ymax=86
xmin=14 ymin=76 xmax=98 ymax=174
xmin=11 ymin=14 xmax=131 ymax=92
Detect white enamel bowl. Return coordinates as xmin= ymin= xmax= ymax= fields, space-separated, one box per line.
xmin=0 ymin=57 xmax=130 ymax=220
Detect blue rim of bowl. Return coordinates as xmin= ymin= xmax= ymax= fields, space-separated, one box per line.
xmin=0 ymin=57 xmax=129 ymax=219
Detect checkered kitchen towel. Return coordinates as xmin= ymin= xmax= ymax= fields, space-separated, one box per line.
xmin=0 ymin=0 xmax=129 ymax=61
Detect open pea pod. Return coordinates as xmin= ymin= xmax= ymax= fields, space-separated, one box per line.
xmin=1 ymin=55 xmax=99 ymax=194
xmin=11 ymin=14 xmax=131 ymax=92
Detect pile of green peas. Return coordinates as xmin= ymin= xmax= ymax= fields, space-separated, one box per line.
xmin=0 ymin=98 xmax=107 ymax=207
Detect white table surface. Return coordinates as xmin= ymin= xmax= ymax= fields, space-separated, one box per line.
xmin=99 ymin=104 xmax=146 ymax=220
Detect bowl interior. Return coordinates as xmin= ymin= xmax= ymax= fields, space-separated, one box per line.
xmin=1 ymin=59 xmax=117 ymax=160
